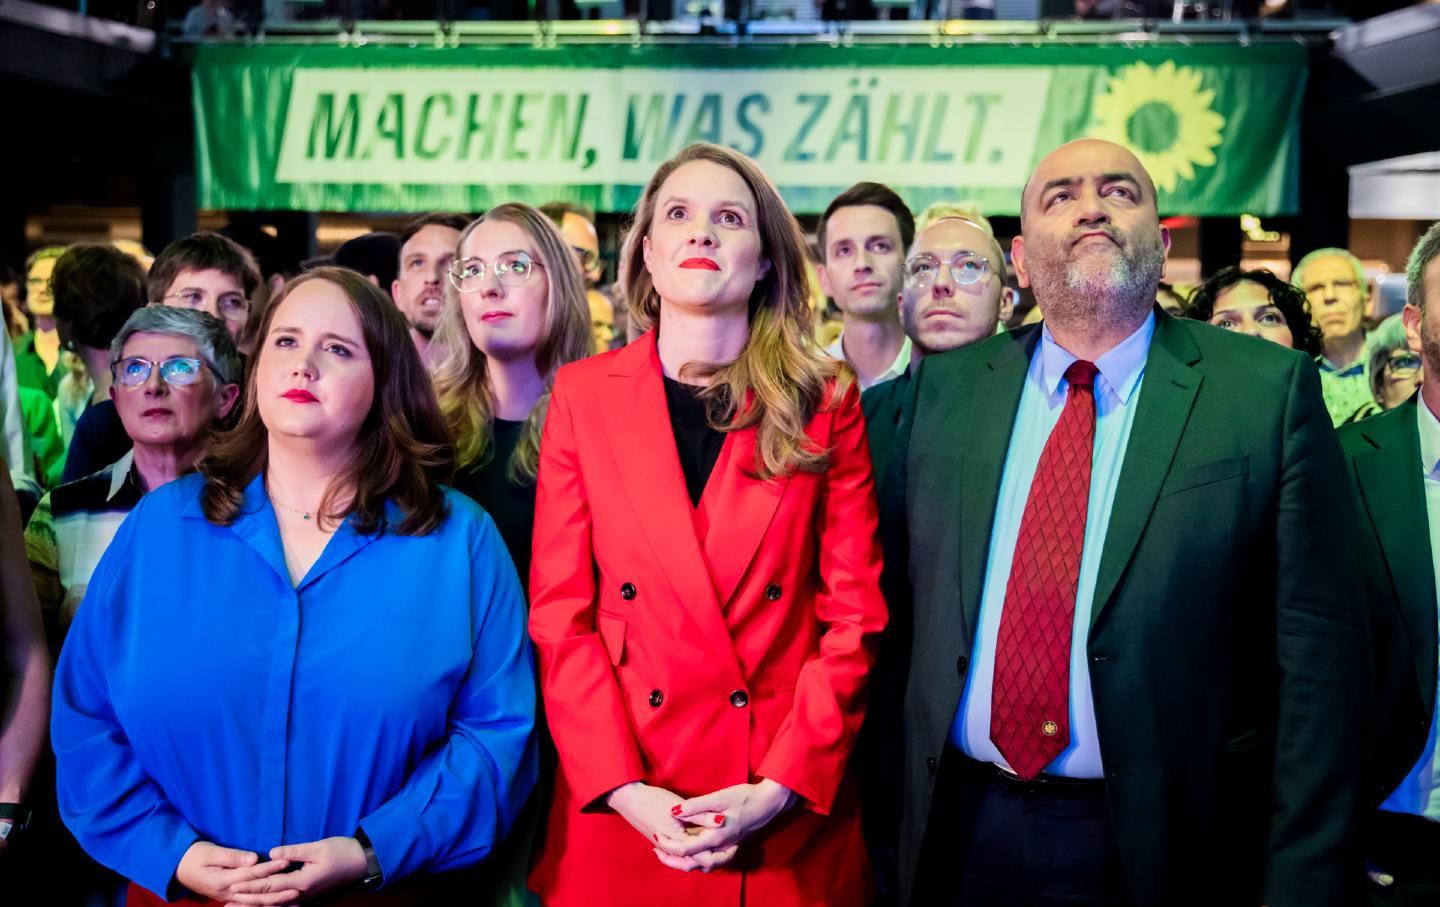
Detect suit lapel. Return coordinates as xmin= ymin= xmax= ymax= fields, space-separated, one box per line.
xmin=700 ymin=423 xmax=788 ymax=609
xmin=958 ymin=328 xmax=1040 ymax=643
xmin=1353 ymin=399 xmax=1439 ymax=716
xmin=1089 ymin=314 xmax=1202 ymax=631
xmin=599 ymin=334 xmax=728 ymax=642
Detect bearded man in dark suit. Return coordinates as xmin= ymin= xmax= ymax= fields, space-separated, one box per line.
xmin=887 ymin=139 xmax=1368 ymax=907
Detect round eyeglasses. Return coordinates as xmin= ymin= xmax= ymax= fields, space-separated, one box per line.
xmin=1383 ymin=352 xmax=1422 ymax=377
xmin=163 ymin=289 xmax=250 ymax=323
xmin=448 ymin=252 xmax=543 ymax=292
xmin=904 ymin=252 xmax=994 ymax=289
xmin=111 ymin=356 xmax=220 ymax=388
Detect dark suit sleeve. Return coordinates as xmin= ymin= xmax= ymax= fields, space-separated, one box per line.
xmin=1264 ymin=355 xmax=1368 ymax=906
xmin=856 ymin=364 xmax=923 ymax=898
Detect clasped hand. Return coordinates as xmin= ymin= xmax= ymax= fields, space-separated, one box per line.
xmin=174 ymin=836 xmax=369 ymax=906
xmin=607 ymin=779 xmax=797 ymax=873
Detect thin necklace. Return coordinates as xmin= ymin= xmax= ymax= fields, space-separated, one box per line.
xmin=267 ymin=482 xmax=314 ymax=521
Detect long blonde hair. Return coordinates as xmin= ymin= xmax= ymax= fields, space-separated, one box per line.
xmin=624 ymin=143 xmax=851 ymax=480
xmin=431 ymin=203 xmax=592 ymax=483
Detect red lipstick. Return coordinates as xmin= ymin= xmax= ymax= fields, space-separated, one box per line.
xmin=680 ymin=258 xmax=720 ymax=271
xmin=282 ymin=388 xmax=318 ymax=403
xmin=480 ymin=311 xmax=513 ymax=322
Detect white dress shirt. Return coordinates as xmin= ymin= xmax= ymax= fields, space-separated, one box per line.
xmin=952 ymin=313 xmax=1154 ymax=778
xmin=1379 ymin=398 xmax=1440 ymax=820
xmin=825 ymin=332 xmax=912 ymax=391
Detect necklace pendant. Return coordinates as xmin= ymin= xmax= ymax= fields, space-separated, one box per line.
xmin=303 ymin=513 xmax=311 ymax=521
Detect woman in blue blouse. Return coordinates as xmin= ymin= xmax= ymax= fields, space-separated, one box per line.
xmin=51 ymin=267 xmax=538 ymax=906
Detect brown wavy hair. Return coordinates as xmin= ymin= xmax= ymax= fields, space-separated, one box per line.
xmin=431 ymin=203 xmax=593 ymax=483
xmin=199 ymin=267 xmax=454 ymax=536
xmin=623 ymin=143 xmax=851 ymax=480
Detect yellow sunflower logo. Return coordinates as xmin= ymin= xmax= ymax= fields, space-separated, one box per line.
xmin=1091 ymin=60 xmax=1226 ymax=194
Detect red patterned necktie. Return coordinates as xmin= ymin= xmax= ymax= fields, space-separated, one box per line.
xmin=989 ymin=359 xmax=1099 ymax=781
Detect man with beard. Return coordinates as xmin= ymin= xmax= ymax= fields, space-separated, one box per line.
xmin=392 ymin=213 xmax=467 ymax=364
xmin=816 ymin=182 xmax=914 ymax=390
xmin=1338 ymin=220 xmax=1440 ymax=905
xmin=888 ymin=139 xmax=1366 ymax=906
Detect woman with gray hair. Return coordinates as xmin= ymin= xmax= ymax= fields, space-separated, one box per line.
xmin=1345 ymin=312 xmax=1424 ymax=423
xmin=25 ymin=306 xmax=241 ymax=644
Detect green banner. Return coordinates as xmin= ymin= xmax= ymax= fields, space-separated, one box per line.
xmin=191 ymin=43 xmax=1306 ymax=216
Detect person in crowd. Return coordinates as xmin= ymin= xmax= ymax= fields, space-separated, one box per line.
xmin=1295 ymin=246 xmax=1376 ymax=424
xmin=51 ymin=267 xmax=537 ymax=905
xmin=0 ymin=466 xmax=51 ymax=864
xmin=1185 ymin=265 xmax=1325 ymax=356
xmin=888 ymin=139 xmax=1366 ymax=907
xmin=541 ymin=202 xmax=616 ymax=355
xmin=1356 ymin=313 xmax=1424 ymax=421
xmin=434 ymin=203 xmax=591 ymax=587
xmin=62 ymin=231 xmax=260 ymax=484
xmin=854 ymin=212 xmax=1014 ymax=905
xmin=26 ymin=307 xmax=241 ymax=648
xmin=14 ymin=246 xmax=66 ymax=399
xmin=49 ymin=245 xmax=149 ymax=451
xmin=863 ymin=215 xmax=1014 ymax=481
xmin=1339 ymin=219 xmax=1440 ymax=905
xmin=528 ymin=143 xmax=888 ymax=906
xmin=391 ymin=215 xmax=467 ymax=366
xmin=815 ymin=182 xmax=915 ymax=390
xmin=1155 ymin=280 xmax=1189 ymax=315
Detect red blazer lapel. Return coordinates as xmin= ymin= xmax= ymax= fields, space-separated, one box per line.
xmin=698 ymin=406 xmax=789 ymax=610
xmin=600 ymin=334 xmax=729 ymax=636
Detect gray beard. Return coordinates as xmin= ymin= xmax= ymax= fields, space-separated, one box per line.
xmin=1031 ymin=240 xmax=1165 ymax=336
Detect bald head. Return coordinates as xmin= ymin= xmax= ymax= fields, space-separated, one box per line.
xmin=1020 ymin=139 xmax=1159 ymax=230
xmin=1011 ymin=139 xmax=1170 ymax=346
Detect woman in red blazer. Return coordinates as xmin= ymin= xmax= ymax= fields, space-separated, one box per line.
xmin=528 ymin=142 xmax=888 ymax=906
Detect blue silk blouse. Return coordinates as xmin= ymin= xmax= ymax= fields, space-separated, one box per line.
xmin=51 ymin=473 xmax=537 ymax=898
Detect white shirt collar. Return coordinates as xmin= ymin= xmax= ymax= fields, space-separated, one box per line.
xmin=108 ymin=448 xmax=137 ymax=502
xmin=826 ymin=331 xmax=913 ymax=391
xmin=1416 ymin=396 xmax=1440 ymax=477
xmin=1038 ymin=312 xmax=1155 ymax=406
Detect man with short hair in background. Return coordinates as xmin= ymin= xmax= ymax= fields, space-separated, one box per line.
xmin=392 ymin=213 xmax=467 ymax=365
xmin=541 ymin=202 xmax=618 ymax=354
xmin=816 ymin=182 xmax=914 ymax=390
xmin=1294 ymin=246 xmax=1374 ymax=424
xmin=1339 ymin=219 xmax=1440 ymax=905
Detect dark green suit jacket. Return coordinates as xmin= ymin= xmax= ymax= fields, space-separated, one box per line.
xmin=862 ymin=370 xmax=911 ymax=490
xmin=1337 ymin=397 xmax=1437 ymax=809
xmin=886 ymin=310 xmax=1368 ymax=907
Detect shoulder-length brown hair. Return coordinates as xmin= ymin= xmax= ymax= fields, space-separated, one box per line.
xmin=431 ymin=203 xmax=592 ymax=483
xmin=199 ymin=266 xmax=454 ymax=536
xmin=623 ymin=142 xmax=851 ymax=480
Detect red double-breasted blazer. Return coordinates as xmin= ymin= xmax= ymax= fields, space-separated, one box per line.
xmin=527 ymin=332 xmax=888 ymax=906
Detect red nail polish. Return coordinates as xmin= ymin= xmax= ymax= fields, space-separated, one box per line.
xmin=714 ymin=815 xmax=725 ymax=825
xmin=671 ymin=805 xmax=682 ymax=816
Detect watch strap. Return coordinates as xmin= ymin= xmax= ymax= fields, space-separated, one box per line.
xmin=354 ymin=827 xmax=383 ymax=890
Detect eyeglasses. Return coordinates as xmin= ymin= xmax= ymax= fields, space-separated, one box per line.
xmin=904 ymin=252 xmax=994 ymax=289
xmin=448 ymin=252 xmax=543 ymax=292
xmin=570 ymin=246 xmax=600 ymax=272
xmin=164 ymin=289 xmax=250 ymax=323
xmin=1383 ymin=352 xmax=1422 ymax=377
xmin=111 ymin=356 xmax=220 ymax=388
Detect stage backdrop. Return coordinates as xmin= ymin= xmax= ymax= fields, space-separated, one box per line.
xmin=190 ymin=42 xmax=1306 ymax=215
